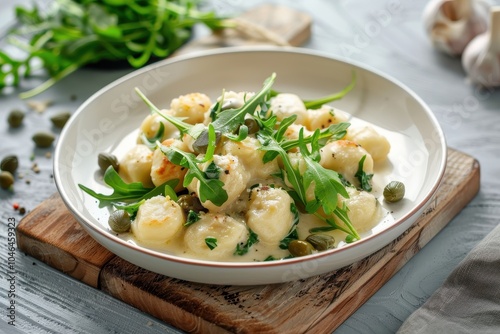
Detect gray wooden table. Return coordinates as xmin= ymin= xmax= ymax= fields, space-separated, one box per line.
xmin=1 ymin=0 xmax=499 ymax=333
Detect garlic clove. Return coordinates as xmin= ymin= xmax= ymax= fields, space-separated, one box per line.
xmin=462 ymin=6 xmax=500 ymax=87
xmin=423 ymin=0 xmax=490 ymax=56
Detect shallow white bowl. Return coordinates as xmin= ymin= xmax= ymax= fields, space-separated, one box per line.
xmin=54 ymin=47 xmax=446 ymax=285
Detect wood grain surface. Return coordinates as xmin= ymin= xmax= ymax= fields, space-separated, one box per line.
xmin=15 ymin=148 xmax=480 ymax=333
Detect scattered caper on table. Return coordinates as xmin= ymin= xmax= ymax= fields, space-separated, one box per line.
xmin=50 ymin=112 xmax=71 ymax=128
xmin=7 ymin=109 xmax=25 ymax=128
xmin=383 ymin=181 xmax=405 ymax=203
xmin=98 ymin=153 xmax=119 ymax=173
xmin=108 ymin=210 xmax=131 ymax=233
xmin=0 ymin=171 xmax=14 ymax=190
xmin=1 ymin=155 xmax=19 ymax=174
xmin=32 ymin=131 xmax=55 ymax=148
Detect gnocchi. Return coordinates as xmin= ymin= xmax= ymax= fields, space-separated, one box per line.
xmin=150 ymin=139 xmax=188 ymax=191
xmin=345 ymin=125 xmax=391 ymax=162
xmin=118 ymin=144 xmax=154 ymax=188
xmin=187 ymin=154 xmax=250 ymax=213
xmin=246 ymin=186 xmax=295 ymax=245
xmin=319 ymin=140 xmax=374 ymax=187
xmin=218 ymin=137 xmax=280 ymax=182
xmin=132 ymin=195 xmax=184 ymax=243
xmin=184 ymin=213 xmax=249 ymax=260
xmin=337 ymin=187 xmax=382 ymax=233
xmin=138 ymin=111 xmax=180 ymax=143
xmin=269 ymin=93 xmax=308 ymax=125
xmin=81 ymin=74 xmax=397 ymax=263
xmin=306 ymin=105 xmax=350 ymax=131
xmin=170 ymin=92 xmax=212 ymax=125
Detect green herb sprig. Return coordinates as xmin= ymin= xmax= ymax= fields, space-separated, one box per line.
xmin=158 ymin=141 xmax=228 ymax=207
xmin=256 ymin=114 xmax=361 ymax=240
xmin=78 ymin=166 xmax=178 ymax=207
xmin=269 ymin=71 xmax=357 ymax=110
xmin=1 ymin=0 xmax=230 ymax=98
xmin=234 ymin=229 xmax=259 ymax=256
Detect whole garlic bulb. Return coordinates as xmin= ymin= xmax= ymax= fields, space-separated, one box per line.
xmin=462 ymin=7 xmax=500 ymax=87
xmin=423 ymin=0 xmax=490 ymax=56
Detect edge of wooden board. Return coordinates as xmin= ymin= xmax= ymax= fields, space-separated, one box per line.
xmin=16 ymin=193 xmax=116 ymax=287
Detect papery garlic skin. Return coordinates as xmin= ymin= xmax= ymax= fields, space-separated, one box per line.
xmin=423 ymin=0 xmax=490 ymax=56
xmin=462 ymin=7 xmax=500 ymax=87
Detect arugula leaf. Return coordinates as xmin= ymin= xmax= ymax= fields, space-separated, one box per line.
xmin=205 ymin=237 xmax=218 ymax=250
xmin=234 ymin=229 xmax=259 ymax=256
xmin=78 ymin=166 xmax=179 ymax=205
xmin=140 ymin=121 xmax=164 ymax=149
xmin=114 ymin=200 xmax=144 ymax=219
xmin=355 ymin=155 xmax=373 ymax=192
xmin=204 ymin=161 xmax=221 ymax=179
xmin=162 ymin=183 xmax=179 ymax=202
xmin=274 ymin=122 xmax=351 ymax=154
xmin=279 ymin=203 xmax=300 ymax=249
xmin=224 ymin=124 xmax=248 ymax=142
xmin=268 ymin=71 xmax=356 ymax=110
xmin=158 ymin=143 xmax=228 ymax=207
xmin=297 ymin=129 xmax=349 ymax=215
xmin=184 ymin=210 xmax=201 ymax=227
xmin=193 ymin=124 xmax=219 ymax=160
xmin=309 ymin=203 xmax=360 ymax=241
xmin=78 ymin=166 xmax=154 ymax=203
xmin=257 ymin=130 xmax=308 ymax=205
xmin=211 ymin=73 xmax=276 ymax=134
xmin=256 ymin=113 xmax=360 ymax=240
xmin=303 ymin=71 xmax=357 ymax=109
xmin=135 ymin=88 xmax=192 ymax=135
xmin=1 ymin=0 xmax=230 ymax=98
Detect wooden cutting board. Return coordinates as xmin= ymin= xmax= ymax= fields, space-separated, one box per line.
xmin=16 ymin=148 xmax=480 ymax=333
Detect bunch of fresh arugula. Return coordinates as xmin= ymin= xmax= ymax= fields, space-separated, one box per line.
xmin=0 ymin=0 xmax=229 ymax=98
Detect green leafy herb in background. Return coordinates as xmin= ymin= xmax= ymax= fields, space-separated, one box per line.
xmin=0 ymin=0 xmax=230 ymax=98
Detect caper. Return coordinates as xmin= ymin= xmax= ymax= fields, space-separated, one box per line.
xmin=177 ymin=194 xmax=206 ymax=213
xmin=383 ymin=181 xmax=405 ymax=203
xmin=243 ymin=118 xmax=259 ymax=134
xmin=50 ymin=112 xmax=71 ymax=128
xmin=1 ymin=155 xmax=19 ymax=174
xmin=192 ymin=129 xmax=222 ymax=154
xmin=32 ymin=131 xmax=55 ymax=148
xmin=0 ymin=171 xmax=14 ymax=190
xmin=305 ymin=234 xmax=335 ymax=251
xmin=98 ymin=152 xmax=119 ymax=173
xmin=108 ymin=210 xmax=131 ymax=233
xmin=288 ymin=240 xmax=314 ymax=257
xmin=7 ymin=109 xmax=25 ymax=128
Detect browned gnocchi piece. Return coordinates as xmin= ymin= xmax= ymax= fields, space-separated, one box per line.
xmin=119 ymin=144 xmax=154 ymax=188
xmin=319 ymin=140 xmax=374 ymax=187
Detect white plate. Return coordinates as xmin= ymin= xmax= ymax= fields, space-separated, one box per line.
xmin=54 ymin=47 xmax=446 ymax=285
